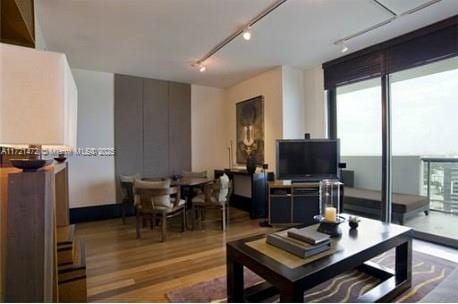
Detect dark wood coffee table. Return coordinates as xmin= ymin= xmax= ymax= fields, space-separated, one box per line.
xmin=226 ymin=215 xmax=413 ymax=302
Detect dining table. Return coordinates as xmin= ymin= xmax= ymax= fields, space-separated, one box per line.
xmin=143 ymin=176 xmax=212 ymax=229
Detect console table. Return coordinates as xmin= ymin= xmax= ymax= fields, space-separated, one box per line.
xmin=214 ymin=169 xmax=267 ymax=219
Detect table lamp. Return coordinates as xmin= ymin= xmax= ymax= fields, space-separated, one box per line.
xmin=0 ymin=43 xmax=77 ymax=171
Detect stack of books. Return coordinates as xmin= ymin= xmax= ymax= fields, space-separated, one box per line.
xmin=266 ymin=226 xmax=331 ymax=258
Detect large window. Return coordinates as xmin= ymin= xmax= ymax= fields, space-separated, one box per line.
xmin=336 ymin=78 xmax=383 ymax=220
xmin=391 ymin=58 xmax=458 ymax=156
xmin=333 ymin=57 xmax=458 ymax=246
xmin=325 ymin=17 xmax=457 ymax=247
xmin=391 ymin=57 xmax=458 ymax=243
xmin=337 ymin=79 xmax=381 ymax=157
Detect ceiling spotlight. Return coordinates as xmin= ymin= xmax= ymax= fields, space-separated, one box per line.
xmin=199 ymin=64 xmax=206 ymax=72
xmin=340 ymin=41 xmax=349 ymax=53
xmin=242 ymin=28 xmax=252 ymax=41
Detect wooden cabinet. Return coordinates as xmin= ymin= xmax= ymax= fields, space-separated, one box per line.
xmin=270 ymin=195 xmax=291 ymax=223
xmin=269 ymin=182 xmax=320 ymax=226
xmin=5 ymin=168 xmax=56 ymax=301
xmin=1 ymin=162 xmax=87 ymax=302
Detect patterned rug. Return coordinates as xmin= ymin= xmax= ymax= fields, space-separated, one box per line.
xmin=166 ymin=250 xmax=456 ymax=302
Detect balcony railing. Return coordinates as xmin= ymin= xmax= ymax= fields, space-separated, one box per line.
xmin=422 ymin=157 xmax=458 ymax=214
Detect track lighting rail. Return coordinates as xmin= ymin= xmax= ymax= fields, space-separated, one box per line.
xmin=194 ymin=0 xmax=288 ymax=66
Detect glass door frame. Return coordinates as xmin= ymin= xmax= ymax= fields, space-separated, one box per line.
xmin=327 ymin=75 xmax=392 ymax=224
xmin=327 ymin=60 xmax=458 ymax=248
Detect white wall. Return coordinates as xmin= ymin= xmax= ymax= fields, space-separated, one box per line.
xmin=64 ymin=65 xmax=323 ymax=206
xmin=191 ymin=85 xmax=228 ymax=178
xmin=282 ymin=66 xmax=305 ymax=139
xmin=68 ymin=69 xmax=116 ymax=208
xmin=303 ymin=66 xmax=326 ymax=138
xmin=225 ymin=67 xmax=283 ymax=169
xmin=34 ymin=13 xmax=47 ymax=50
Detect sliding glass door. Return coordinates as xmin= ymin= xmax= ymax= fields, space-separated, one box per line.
xmin=390 ymin=57 xmax=458 ymax=246
xmin=330 ymin=56 xmax=458 ymax=247
xmin=336 ymin=78 xmax=383 ymax=220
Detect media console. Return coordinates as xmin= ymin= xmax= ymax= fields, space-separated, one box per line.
xmin=268 ymin=181 xmax=320 ymax=226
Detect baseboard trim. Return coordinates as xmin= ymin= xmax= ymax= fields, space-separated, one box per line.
xmin=70 ymin=203 xmax=135 ymax=224
xmin=413 ymin=230 xmax=458 ymax=249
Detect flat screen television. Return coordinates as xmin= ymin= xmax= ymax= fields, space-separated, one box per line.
xmin=276 ymin=139 xmax=340 ymax=182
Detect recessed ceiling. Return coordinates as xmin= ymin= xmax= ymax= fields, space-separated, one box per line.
xmin=36 ymin=0 xmax=458 ymax=88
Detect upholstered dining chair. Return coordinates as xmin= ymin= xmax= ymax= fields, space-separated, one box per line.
xmin=192 ymin=174 xmax=232 ymax=231
xmin=133 ymin=179 xmax=186 ymax=242
xmin=119 ymin=174 xmax=140 ymax=224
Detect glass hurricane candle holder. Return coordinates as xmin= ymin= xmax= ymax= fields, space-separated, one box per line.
xmin=314 ymin=179 xmax=344 ymax=237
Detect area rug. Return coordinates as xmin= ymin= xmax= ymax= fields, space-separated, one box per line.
xmin=166 ymin=250 xmax=456 ymax=302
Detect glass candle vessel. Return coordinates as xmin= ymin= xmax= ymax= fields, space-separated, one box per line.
xmin=319 ymin=179 xmax=343 ymax=223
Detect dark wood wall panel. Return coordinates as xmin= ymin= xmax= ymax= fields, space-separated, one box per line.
xmin=168 ymin=82 xmax=191 ymax=175
xmin=114 ymin=75 xmax=191 ymax=202
xmin=114 ymin=75 xmax=144 ymax=201
xmin=143 ymin=79 xmax=169 ymax=178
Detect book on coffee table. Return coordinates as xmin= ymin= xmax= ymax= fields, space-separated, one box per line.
xmin=266 ymin=230 xmax=331 ymax=258
xmin=287 ymin=227 xmax=330 ymax=245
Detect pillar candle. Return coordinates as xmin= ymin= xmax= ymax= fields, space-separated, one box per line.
xmin=324 ymin=207 xmax=337 ymax=222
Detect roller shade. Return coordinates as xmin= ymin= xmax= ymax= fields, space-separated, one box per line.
xmin=323 ymin=16 xmax=458 ymax=89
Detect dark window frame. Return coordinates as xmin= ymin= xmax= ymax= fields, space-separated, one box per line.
xmin=323 ymin=16 xmax=458 ymax=246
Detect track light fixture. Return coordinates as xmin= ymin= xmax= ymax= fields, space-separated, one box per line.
xmin=192 ymin=0 xmax=288 ymax=72
xmin=192 ymin=61 xmax=207 ymax=72
xmin=242 ymin=27 xmax=252 ymax=41
xmin=340 ymin=41 xmax=349 ymax=53
xmin=334 ymin=40 xmax=349 ymax=53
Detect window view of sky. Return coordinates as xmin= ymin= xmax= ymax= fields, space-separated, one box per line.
xmin=337 ymin=61 xmax=458 ymax=157
xmin=337 ymin=83 xmax=381 ymax=156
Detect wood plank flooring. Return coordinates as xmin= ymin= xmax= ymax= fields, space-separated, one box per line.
xmin=76 ymin=208 xmax=457 ymax=302
xmin=75 ymin=208 xmax=274 ymax=302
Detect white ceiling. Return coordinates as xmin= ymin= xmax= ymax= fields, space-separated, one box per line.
xmin=36 ymin=0 xmax=458 ymax=88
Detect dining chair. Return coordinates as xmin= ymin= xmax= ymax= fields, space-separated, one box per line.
xmin=192 ymin=174 xmax=232 ymax=231
xmin=133 ymin=179 xmax=186 ymax=241
xmin=119 ymin=174 xmax=140 ymax=224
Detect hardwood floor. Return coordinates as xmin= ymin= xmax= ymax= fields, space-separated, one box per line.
xmin=76 ymin=208 xmax=274 ymax=302
xmin=77 ymin=208 xmax=457 ymax=302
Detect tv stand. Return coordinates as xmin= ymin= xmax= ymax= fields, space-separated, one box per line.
xmin=292 ymin=179 xmax=319 ymax=183
xmin=268 ymin=181 xmax=320 ymax=226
